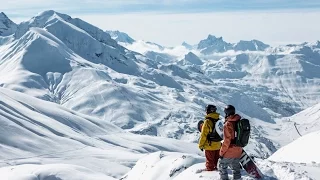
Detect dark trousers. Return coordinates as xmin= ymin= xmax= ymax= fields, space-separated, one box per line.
xmin=205 ymin=150 xmax=220 ymax=171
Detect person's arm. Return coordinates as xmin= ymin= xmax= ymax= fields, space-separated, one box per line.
xmin=198 ymin=120 xmax=209 ymax=150
xmin=220 ymin=122 xmax=233 ymax=156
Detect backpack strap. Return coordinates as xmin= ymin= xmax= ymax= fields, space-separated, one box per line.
xmin=206 ymin=117 xmax=219 ymax=132
xmin=230 ymin=120 xmax=239 ymax=145
xmin=205 ymin=117 xmax=219 ymax=145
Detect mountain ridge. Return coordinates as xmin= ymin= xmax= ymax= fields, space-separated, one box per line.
xmin=0 ymin=10 xmax=319 ymax=155
xmin=0 ymin=9 xmax=320 ymax=180
xmin=0 ymin=12 xmax=17 ymax=36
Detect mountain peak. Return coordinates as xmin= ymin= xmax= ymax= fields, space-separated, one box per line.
xmin=182 ymin=41 xmax=189 ymax=45
xmin=197 ymin=34 xmax=232 ymax=53
xmin=14 ymin=10 xmax=119 ymax=48
xmin=207 ymin=34 xmax=222 ymax=41
xmin=313 ymin=40 xmax=320 ymax=48
xmin=196 ymin=34 xmax=270 ymax=53
xmin=0 ymin=12 xmax=17 ymax=36
xmin=234 ymin=39 xmax=269 ymax=51
xmin=33 ymin=10 xmax=72 ymax=22
xmin=106 ymin=30 xmax=135 ymax=44
xmin=14 ymin=10 xmax=68 ymax=39
xmin=181 ymin=41 xmax=193 ymax=49
xmin=37 ymin=10 xmax=56 ymax=16
xmin=0 ymin=12 xmax=9 ymax=19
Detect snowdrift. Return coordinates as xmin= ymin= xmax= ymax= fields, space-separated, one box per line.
xmin=269 ymin=130 xmax=320 ymax=164
xmin=122 ymin=151 xmax=314 ymax=180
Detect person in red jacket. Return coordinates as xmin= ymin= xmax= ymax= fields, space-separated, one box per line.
xmin=219 ymin=105 xmax=242 ymax=180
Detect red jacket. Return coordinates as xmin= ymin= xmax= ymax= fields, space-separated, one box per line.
xmin=219 ymin=114 xmax=242 ymax=158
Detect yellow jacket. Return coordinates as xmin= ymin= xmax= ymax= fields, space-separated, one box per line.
xmin=198 ymin=113 xmax=222 ymax=150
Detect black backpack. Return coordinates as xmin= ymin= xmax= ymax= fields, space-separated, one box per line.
xmin=232 ymin=118 xmax=250 ymax=147
xmin=206 ymin=117 xmax=223 ymax=142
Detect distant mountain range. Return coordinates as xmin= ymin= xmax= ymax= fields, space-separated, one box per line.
xmin=1 ymin=10 xmax=320 ymax=159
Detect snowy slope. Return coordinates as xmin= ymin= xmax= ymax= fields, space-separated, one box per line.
xmin=0 ymin=87 xmax=318 ymax=179
xmin=178 ymin=52 xmax=203 ymax=65
xmin=0 ymin=164 xmax=117 ymax=180
xmin=269 ymin=130 xmax=320 ymax=164
xmin=13 ymin=11 xmax=138 ymax=74
xmin=204 ymin=51 xmax=320 ymax=116
xmin=0 ymin=87 xmax=201 ymax=179
xmin=289 ymin=103 xmax=320 ymax=137
xmin=0 ymin=11 xmax=188 ymax=134
xmin=268 ymin=102 xmax=320 ymax=146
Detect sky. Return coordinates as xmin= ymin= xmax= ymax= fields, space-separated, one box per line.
xmin=1 ymin=0 xmax=320 ymax=46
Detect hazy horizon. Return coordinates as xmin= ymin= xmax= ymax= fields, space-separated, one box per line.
xmin=1 ymin=0 xmax=320 ymax=46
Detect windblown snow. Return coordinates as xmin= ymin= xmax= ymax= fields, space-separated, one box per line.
xmin=0 ymin=10 xmax=320 ymax=179
xmin=0 ymin=87 xmax=200 ymax=179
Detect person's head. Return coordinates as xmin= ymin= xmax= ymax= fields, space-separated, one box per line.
xmin=206 ymin=104 xmax=217 ymax=114
xmin=224 ymin=105 xmax=235 ymax=117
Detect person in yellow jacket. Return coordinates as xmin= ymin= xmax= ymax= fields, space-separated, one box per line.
xmin=198 ymin=104 xmax=222 ymax=171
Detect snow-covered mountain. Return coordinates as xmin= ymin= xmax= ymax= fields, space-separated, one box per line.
xmin=197 ymin=35 xmax=270 ymax=54
xmin=0 ymin=12 xmax=17 ymax=36
xmin=1 ymin=10 xmax=320 ymax=179
xmin=0 ymin=11 xmax=205 ymax=144
xmin=197 ymin=35 xmax=233 ymax=54
xmin=1 ymin=10 xmax=319 ymax=147
xmin=123 ymin=39 xmax=320 ymax=117
xmin=145 ymin=51 xmax=176 ymax=64
xmin=234 ymin=40 xmax=270 ymax=51
xmin=106 ymin=30 xmax=135 ymax=44
xmin=181 ymin=41 xmax=195 ymax=50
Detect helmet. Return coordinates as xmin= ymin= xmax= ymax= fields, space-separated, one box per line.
xmin=206 ymin=104 xmax=217 ymax=114
xmin=224 ymin=105 xmax=235 ymax=117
